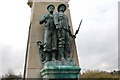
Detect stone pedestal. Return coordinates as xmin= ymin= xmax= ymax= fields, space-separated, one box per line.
xmin=24 ymin=0 xmax=81 ymax=78
xmin=40 ymin=65 xmax=81 ymax=79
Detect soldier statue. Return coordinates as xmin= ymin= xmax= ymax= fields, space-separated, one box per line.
xmin=39 ymin=4 xmax=57 ymax=63
xmin=54 ymin=4 xmax=75 ymax=61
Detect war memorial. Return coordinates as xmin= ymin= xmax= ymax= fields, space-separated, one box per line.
xmin=24 ymin=0 xmax=81 ymax=79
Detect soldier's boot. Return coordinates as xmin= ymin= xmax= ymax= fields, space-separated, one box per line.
xmin=59 ymin=48 xmax=65 ymax=61
xmin=64 ymin=45 xmax=71 ymax=61
xmin=52 ymin=51 xmax=56 ymax=61
xmin=64 ymin=50 xmax=67 ymax=59
xmin=67 ymin=54 xmax=71 ymax=61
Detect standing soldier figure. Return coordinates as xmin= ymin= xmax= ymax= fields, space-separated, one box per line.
xmin=54 ymin=4 xmax=75 ymax=61
xmin=39 ymin=4 xmax=57 ymax=63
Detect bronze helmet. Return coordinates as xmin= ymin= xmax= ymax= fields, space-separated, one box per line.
xmin=57 ymin=4 xmax=66 ymax=12
xmin=47 ymin=4 xmax=55 ymax=10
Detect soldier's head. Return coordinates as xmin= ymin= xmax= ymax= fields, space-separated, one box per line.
xmin=47 ymin=4 xmax=55 ymax=13
xmin=57 ymin=4 xmax=66 ymax=12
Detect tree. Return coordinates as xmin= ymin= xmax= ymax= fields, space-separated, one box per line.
xmin=80 ymin=70 xmax=120 ymax=78
xmin=2 ymin=68 xmax=22 ymax=79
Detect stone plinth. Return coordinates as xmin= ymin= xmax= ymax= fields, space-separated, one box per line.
xmin=40 ymin=65 xmax=81 ymax=79
xmin=24 ymin=1 xmax=80 ymax=78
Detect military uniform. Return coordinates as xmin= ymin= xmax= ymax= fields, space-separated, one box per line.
xmin=40 ymin=14 xmax=57 ymax=52
xmin=39 ymin=5 xmax=57 ymax=62
xmin=54 ymin=4 xmax=73 ymax=60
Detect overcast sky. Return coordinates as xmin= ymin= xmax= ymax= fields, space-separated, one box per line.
xmin=0 ymin=0 xmax=119 ymax=77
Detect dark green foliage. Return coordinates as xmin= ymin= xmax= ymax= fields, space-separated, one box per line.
xmin=2 ymin=72 xmax=22 ymax=79
xmin=81 ymin=70 xmax=120 ymax=78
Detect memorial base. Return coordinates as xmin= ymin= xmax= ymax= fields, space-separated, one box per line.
xmin=40 ymin=65 xmax=81 ymax=79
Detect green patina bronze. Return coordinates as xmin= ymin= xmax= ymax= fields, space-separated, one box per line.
xmin=40 ymin=65 xmax=81 ymax=79
xmin=38 ymin=4 xmax=57 ymax=63
xmin=38 ymin=4 xmax=76 ymax=64
xmin=37 ymin=4 xmax=81 ymax=79
xmin=54 ymin=4 xmax=76 ymax=61
xmin=37 ymin=41 xmax=46 ymax=62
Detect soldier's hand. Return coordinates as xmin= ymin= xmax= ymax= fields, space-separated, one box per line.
xmin=71 ymin=35 xmax=76 ymax=39
xmin=56 ymin=25 xmax=60 ymax=29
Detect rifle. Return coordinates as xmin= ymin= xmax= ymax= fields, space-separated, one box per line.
xmin=69 ymin=20 xmax=82 ymax=58
xmin=75 ymin=20 xmax=82 ymax=36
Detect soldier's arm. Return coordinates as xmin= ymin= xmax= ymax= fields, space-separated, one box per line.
xmin=68 ymin=26 xmax=76 ymax=38
xmin=39 ymin=14 xmax=47 ymax=24
xmin=66 ymin=16 xmax=72 ymax=35
xmin=66 ymin=16 xmax=76 ymax=38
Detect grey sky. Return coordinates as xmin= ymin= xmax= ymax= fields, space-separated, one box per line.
xmin=0 ymin=0 xmax=119 ymax=76
xmin=69 ymin=0 xmax=118 ymax=72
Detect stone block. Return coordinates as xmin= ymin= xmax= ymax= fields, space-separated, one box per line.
xmin=40 ymin=65 xmax=81 ymax=79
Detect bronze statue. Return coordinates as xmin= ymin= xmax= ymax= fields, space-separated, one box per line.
xmin=54 ymin=4 xmax=75 ymax=61
xmin=37 ymin=4 xmax=78 ymax=65
xmin=39 ymin=4 xmax=57 ymax=63
xmin=37 ymin=41 xmax=46 ymax=62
